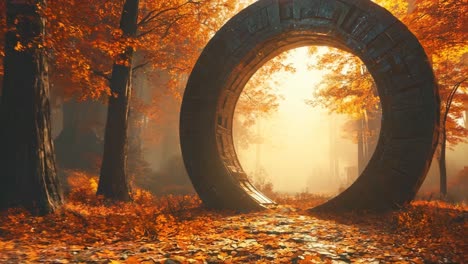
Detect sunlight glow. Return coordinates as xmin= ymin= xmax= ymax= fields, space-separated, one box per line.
xmin=235 ymin=47 xmax=358 ymax=194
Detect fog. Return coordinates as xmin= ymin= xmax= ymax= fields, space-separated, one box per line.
xmin=233 ymin=47 xmax=467 ymax=196
xmin=51 ymin=46 xmax=467 ymax=199
xmin=234 ymin=47 xmax=361 ymax=195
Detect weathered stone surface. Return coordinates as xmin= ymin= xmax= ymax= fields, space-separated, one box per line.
xmin=180 ymin=0 xmax=439 ymax=212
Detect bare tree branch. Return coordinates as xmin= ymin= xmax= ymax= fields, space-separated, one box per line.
xmin=160 ymin=15 xmax=187 ymax=40
xmin=132 ymin=61 xmax=149 ymax=72
xmin=137 ymin=0 xmax=199 ymax=27
xmin=443 ymin=77 xmax=467 ymax=124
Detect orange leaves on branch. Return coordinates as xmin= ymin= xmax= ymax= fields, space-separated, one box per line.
xmin=134 ymin=0 xmax=250 ymax=88
xmin=373 ymin=0 xmax=408 ymax=19
xmin=403 ymin=0 xmax=468 ymax=146
xmin=234 ymin=52 xmax=296 ymax=148
xmin=38 ymin=0 xmax=241 ymax=103
xmin=237 ymin=52 xmax=295 ymax=121
xmin=40 ymin=0 xmax=122 ymax=100
xmin=309 ymin=0 xmax=467 ymax=146
xmin=1 ymin=0 xmax=246 ymax=120
xmin=308 ymin=48 xmax=379 ymax=119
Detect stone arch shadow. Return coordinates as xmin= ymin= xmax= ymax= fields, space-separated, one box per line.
xmin=180 ymin=0 xmax=439 ymax=212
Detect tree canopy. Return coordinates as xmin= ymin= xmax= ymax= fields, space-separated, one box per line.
xmin=309 ymin=0 xmax=467 ymax=146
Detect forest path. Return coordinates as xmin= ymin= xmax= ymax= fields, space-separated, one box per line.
xmin=0 ymin=199 xmax=465 ymax=263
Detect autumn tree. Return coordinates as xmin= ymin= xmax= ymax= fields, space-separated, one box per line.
xmin=405 ymin=0 xmax=468 ymax=197
xmin=0 ymin=0 xmax=62 ymax=214
xmin=96 ymin=0 xmax=140 ymax=201
xmin=234 ymin=53 xmax=295 ymax=149
xmin=307 ymin=1 xmax=409 ymax=166
xmin=96 ymin=0 xmax=247 ymax=200
xmin=39 ymin=0 xmax=240 ymax=200
xmin=0 ymin=0 xmax=280 ymax=201
xmin=40 ymin=1 xmax=124 ymax=177
xmin=309 ymin=0 xmax=467 ymax=196
xmin=307 ymin=48 xmax=381 ymax=174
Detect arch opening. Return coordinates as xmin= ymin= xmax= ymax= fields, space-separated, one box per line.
xmin=180 ymin=0 xmax=439 ymax=212
xmin=233 ymin=46 xmax=382 ymax=206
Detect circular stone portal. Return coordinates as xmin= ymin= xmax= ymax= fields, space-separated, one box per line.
xmin=180 ymin=0 xmax=439 ymax=212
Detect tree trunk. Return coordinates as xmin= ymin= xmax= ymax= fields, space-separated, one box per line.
xmin=464 ymin=108 xmax=467 ymax=128
xmin=97 ymin=0 xmax=139 ymax=201
xmin=437 ymin=79 xmax=466 ymax=198
xmin=438 ymin=128 xmax=447 ymax=197
xmin=357 ymin=118 xmax=365 ymax=174
xmin=0 ymin=0 xmax=62 ymax=214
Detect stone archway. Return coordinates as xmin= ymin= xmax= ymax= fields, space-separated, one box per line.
xmin=180 ymin=0 xmax=439 ymax=212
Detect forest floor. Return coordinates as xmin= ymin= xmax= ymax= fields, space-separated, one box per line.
xmin=0 ymin=191 xmax=466 ymax=264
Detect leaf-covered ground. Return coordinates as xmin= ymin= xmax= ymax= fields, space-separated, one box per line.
xmin=0 ymin=192 xmax=466 ymax=264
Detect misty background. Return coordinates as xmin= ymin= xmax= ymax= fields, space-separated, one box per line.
xmin=50 ymin=46 xmax=467 ymax=200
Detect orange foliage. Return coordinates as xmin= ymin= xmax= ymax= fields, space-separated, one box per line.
xmin=238 ymin=53 xmax=296 ymax=120
xmin=310 ymin=0 xmax=467 ymax=146
xmin=391 ymin=201 xmax=467 ymax=246
xmin=66 ymin=171 xmax=100 ymax=204
xmin=2 ymin=170 xmax=467 ymax=263
xmin=136 ymin=0 xmax=238 ymax=81
xmin=40 ymin=1 xmax=123 ymax=99
xmin=308 ymin=49 xmax=379 ymax=118
xmin=404 ymin=0 xmax=468 ymax=146
xmin=0 ymin=193 xmax=465 ymax=263
xmin=15 ymin=0 xmax=242 ymax=103
xmin=307 ymin=0 xmax=407 ymax=119
xmin=235 ymin=52 xmax=296 ymax=148
xmin=273 ymin=192 xmax=330 ymax=211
